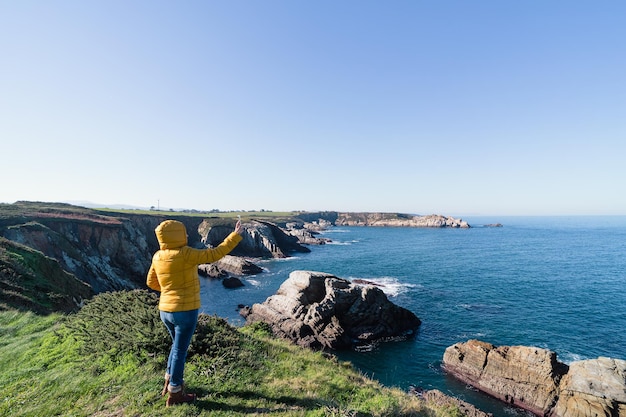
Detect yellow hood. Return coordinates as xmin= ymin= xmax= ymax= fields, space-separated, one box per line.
xmin=155 ymin=220 xmax=188 ymax=249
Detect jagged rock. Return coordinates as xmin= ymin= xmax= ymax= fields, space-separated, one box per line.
xmin=214 ymin=255 xmax=263 ymax=275
xmin=553 ymin=357 xmax=626 ymax=417
xmin=443 ymin=340 xmax=626 ymax=417
xmin=2 ymin=214 xmax=152 ymax=292
xmin=302 ymin=219 xmax=333 ymax=231
xmin=222 ymin=277 xmax=244 ymax=288
xmin=226 ymin=220 xmax=311 ymax=258
xmin=285 ymin=227 xmax=330 ymax=245
xmin=283 ymin=220 xmax=332 ymax=245
xmin=241 ymin=270 xmax=421 ymax=350
xmin=443 ymin=340 xmax=566 ymax=416
xmin=198 ymin=263 xmax=228 ymax=278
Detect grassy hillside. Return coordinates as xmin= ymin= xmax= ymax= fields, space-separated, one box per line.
xmin=0 ymin=290 xmax=462 ymax=417
xmin=0 ymin=237 xmax=93 ymax=314
xmin=0 ymin=202 xmax=466 ymax=416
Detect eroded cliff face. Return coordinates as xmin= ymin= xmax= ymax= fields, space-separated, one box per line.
xmin=1 ymin=202 xmax=472 ymax=314
xmin=199 ymin=219 xmax=311 ymax=258
xmin=3 ymin=214 xmax=152 ymax=292
xmin=0 ymin=237 xmax=93 ymax=313
xmin=0 ymin=203 xmax=312 ymax=296
xmin=334 ymin=213 xmax=471 ymax=228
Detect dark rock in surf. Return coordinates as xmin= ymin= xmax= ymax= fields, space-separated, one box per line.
xmin=241 ymin=270 xmax=421 ymax=350
xmin=222 ymin=277 xmax=244 ymax=288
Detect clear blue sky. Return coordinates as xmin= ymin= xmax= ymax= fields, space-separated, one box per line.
xmin=2 ymin=1 xmax=625 ymax=216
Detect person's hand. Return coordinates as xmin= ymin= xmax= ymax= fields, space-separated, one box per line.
xmin=234 ymin=220 xmax=244 ymax=235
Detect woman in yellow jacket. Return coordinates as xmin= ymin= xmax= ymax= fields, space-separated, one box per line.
xmin=147 ymin=219 xmax=243 ymax=407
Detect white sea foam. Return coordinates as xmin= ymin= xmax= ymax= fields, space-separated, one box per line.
xmin=457 ymin=303 xmax=503 ymax=314
xmin=326 ymin=239 xmax=359 ymax=245
xmin=560 ymin=351 xmax=587 ymax=365
xmin=348 ymin=276 xmax=418 ymax=297
xmin=246 ymin=279 xmax=261 ymax=286
xmin=456 ymin=332 xmax=487 ymax=340
xmin=319 ymin=228 xmax=351 ymax=234
xmin=257 ymin=256 xmax=300 ymax=263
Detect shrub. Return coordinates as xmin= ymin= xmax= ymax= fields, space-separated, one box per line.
xmin=188 ymin=313 xmax=244 ymax=357
xmin=64 ymin=289 xmax=253 ymax=366
xmin=65 ymin=289 xmax=170 ymax=359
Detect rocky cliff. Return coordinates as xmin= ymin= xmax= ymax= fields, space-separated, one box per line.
xmin=299 ymin=212 xmax=471 ymax=228
xmin=443 ymin=340 xmax=626 ymax=417
xmin=340 ymin=213 xmax=471 ymax=228
xmin=240 ymin=270 xmax=422 ymax=350
xmin=0 ymin=202 xmax=311 ymax=299
xmin=0 ymin=237 xmax=93 ymax=313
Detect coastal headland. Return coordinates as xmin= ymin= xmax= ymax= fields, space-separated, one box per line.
xmin=0 ymin=201 xmax=470 ymax=309
xmin=0 ymin=201 xmax=477 ymax=416
xmin=3 ymin=201 xmax=623 ymax=416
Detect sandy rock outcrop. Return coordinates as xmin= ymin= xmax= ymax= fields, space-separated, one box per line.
xmin=241 ymin=270 xmax=421 ymax=350
xmin=443 ymin=340 xmax=565 ymax=416
xmin=553 ymin=357 xmax=626 ymax=417
xmin=443 ymin=340 xmax=626 ymax=417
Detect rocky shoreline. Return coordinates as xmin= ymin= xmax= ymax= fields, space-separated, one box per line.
xmin=12 ymin=203 xmax=626 ymax=416
xmin=0 ymin=203 xmax=470 ymax=296
xmin=443 ymin=340 xmax=626 ymax=417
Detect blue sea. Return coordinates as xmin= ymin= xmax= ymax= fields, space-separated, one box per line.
xmin=199 ymin=216 xmax=626 ymax=416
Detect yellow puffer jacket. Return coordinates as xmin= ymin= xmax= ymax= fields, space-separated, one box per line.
xmin=146 ymin=220 xmax=243 ymax=312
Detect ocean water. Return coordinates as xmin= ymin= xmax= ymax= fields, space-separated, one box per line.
xmin=199 ymin=216 xmax=626 ymax=416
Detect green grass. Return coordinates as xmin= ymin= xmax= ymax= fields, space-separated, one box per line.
xmin=95 ymin=207 xmax=298 ymax=219
xmin=0 ymin=293 xmax=460 ymax=417
xmin=0 ymin=237 xmax=93 ymax=314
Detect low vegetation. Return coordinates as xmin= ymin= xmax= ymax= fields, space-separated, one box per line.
xmin=0 ymin=290 xmax=461 ymax=417
xmin=0 ymin=237 xmax=92 ymax=314
xmin=0 ymin=202 xmax=462 ymax=416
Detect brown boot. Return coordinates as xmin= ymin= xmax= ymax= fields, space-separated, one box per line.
xmin=161 ymin=374 xmax=170 ymax=397
xmin=166 ymin=385 xmax=196 ymax=407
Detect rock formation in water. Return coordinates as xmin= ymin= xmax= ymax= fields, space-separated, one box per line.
xmin=443 ymin=339 xmax=626 ymax=417
xmin=240 ymin=270 xmax=421 ymax=350
xmin=553 ymin=357 xmax=626 ymax=417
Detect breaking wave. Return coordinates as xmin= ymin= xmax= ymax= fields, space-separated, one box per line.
xmin=348 ymin=276 xmax=420 ymax=297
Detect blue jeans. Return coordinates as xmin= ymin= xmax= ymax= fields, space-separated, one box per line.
xmin=160 ymin=309 xmax=199 ymax=388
